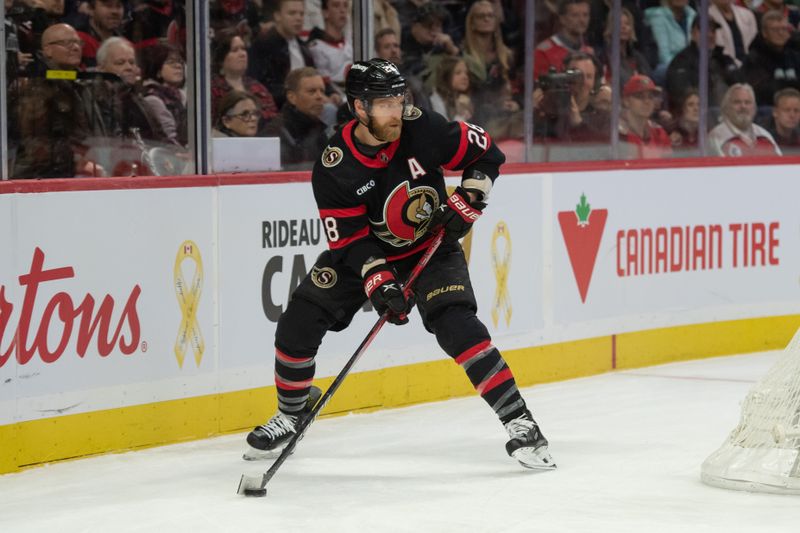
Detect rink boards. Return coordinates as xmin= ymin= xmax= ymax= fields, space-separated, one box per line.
xmin=1 ymin=162 xmax=800 ymax=473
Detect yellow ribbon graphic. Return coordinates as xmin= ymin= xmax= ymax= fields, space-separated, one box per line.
xmin=491 ymin=221 xmax=512 ymax=328
xmin=174 ymin=240 xmax=204 ymax=368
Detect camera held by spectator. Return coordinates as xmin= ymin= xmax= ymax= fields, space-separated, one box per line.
xmin=536 ymin=65 xmax=584 ymax=115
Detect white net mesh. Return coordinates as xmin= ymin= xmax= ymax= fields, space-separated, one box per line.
xmin=701 ymin=328 xmax=800 ymax=494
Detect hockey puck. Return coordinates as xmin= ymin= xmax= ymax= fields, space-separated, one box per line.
xmin=243 ymin=488 xmax=267 ymax=497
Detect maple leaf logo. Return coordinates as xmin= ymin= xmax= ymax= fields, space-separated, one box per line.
xmin=576 ymin=193 xmax=591 ymax=226
xmin=558 ymin=193 xmax=607 ymax=303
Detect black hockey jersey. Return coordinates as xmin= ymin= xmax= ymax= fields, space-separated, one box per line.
xmin=311 ymin=107 xmax=505 ymax=276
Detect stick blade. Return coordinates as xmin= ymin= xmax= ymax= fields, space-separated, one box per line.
xmin=237 ymin=474 xmax=267 ymax=496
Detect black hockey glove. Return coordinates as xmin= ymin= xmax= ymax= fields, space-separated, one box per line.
xmin=432 ymin=186 xmax=487 ymax=243
xmin=363 ymin=263 xmax=414 ymax=325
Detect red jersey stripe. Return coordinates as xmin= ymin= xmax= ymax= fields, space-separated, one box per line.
xmin=443 ymin=122 xmax=470 ymax=170
xmin=385 ymin=236 xmax=436 ymax=262
xmin=319 ymin=205 xmax=367 ymax=218
xmin=328 ymin=226 xmax=369 ymax=249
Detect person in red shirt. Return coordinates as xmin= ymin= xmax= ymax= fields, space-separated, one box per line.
xmin=708 ymin=83 xmax=782 ymax=156
xmin=618 ymin=74 xmax=672 ymax=159
xmin=534 ymin=0 xmax=593 ymax=79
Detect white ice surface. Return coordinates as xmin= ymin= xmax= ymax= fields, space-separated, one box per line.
xmin=2 ymin=352 xmax=800 ymax=533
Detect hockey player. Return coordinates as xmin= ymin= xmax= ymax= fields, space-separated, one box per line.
xmin=245 ymin=58 xmax=555 ymax=470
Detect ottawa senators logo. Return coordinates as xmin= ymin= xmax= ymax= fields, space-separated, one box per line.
xmin=321 ymin=146 xmax=343 ymax=167
xmin=371 ymin=182 xmax=439 ymax=247
xmin=403 ymin=106 xmax=422 ymax=120
xmin=311 ymin=266 xmax=337 ymax=288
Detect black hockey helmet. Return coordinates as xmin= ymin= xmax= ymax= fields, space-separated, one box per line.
xmin=345 ymin=58 xmax=407 ymax=113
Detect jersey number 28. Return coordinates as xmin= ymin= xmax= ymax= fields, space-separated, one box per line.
xmin=466 ymin=123 xmax=488 ymax=149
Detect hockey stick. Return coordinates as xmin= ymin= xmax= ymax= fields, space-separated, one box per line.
xmin=237 ymin=229 xmax=445 ymax=497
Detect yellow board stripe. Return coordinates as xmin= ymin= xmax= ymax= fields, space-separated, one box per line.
xmin=2 ymin=315 xmax=798 ymax=474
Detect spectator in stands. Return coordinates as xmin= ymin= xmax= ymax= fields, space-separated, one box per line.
xmin=462 ymin=0 xmax=519 ymax=139
xmin=374 ymin=27 xmax=431 ymax=110
xmin=587 ymin=0 xmax=658 ymax=69
xmin=756 ymin=0 xmax=800 ymax=29
xmin=618 ymin=74 xmax=672 ymax=158
xmin=373 ymin=0 xmax=401 ymax=38
xmin=265 ymin=67 xmax=329 ymax=169
xmin=8 ymin=0 xmax=67 ymax=64
xmin=394 ymin=0 xmax=457 ymax=39
xmin=535 ymin=0 xmax=560 ymax=45
xmin=709 ymin=83 xmax=782 ymax=156
xmin=211 ymin=29 xmax=278 ymax=135
xmin=401 ymin=2 xmax=460 ymax=79
xmin=213 ymin=90 xmax=260 ymax=137
xmin=534 ymin=0 xmax=593 ymax=79
xmin=307 ymin=0 xmax=352 ymax=95
xmin=741 ymin=11 xmax=800 ymax=107
xmin=598 ymin=7 xmax=653 ymax=89
xmin=5 ymin=0 xmax=37 ymax=79
xmin=665 ymin=18 xmax=740 ymax=113
xmin=302 ymin=0 xmax=353 ymax=41
xmin=664 ymin=87 xmax=700 ymax=155
xmin=75 ymin=0 xmax=125 ymax=68
xmin=126 ymin=0 xmax=179 ymax=50
xmin=644 ymin=0 xmax=696 ymax=83
xmin=209 ymin=0 xmax=259 ymax=39
xmin=710 ymin=0 xmax=758 ymax=67
xmin=26 ymin=21 xmax=83 ymax=78
xmin=430 ymin=56 xmax=474 ymax=122
xmin=140 ymin=43 xmax=187 ymax=146
xmin=96 ymin=36 xmax=167 ymax=143
xmin=12 ymin=23 xmax=105 ymax=178
xmin=534 ymin=51 xmax=610 ymax=142
xmin=248 ymin=0 xmax=314 ymax=110
xmin=765 ymin=87 xmax=800 ymax=151
xmin=375 ymin=27 xmax=401 ymax=65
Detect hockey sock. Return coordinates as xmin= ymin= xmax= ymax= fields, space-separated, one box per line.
xmin=274 ymin=346 xmax=316 ymax=415
xmin=455 ymin=340 xmax=527 ymax=424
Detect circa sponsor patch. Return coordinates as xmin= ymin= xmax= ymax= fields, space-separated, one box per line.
xmin=311 ymin=266 xmax=338 ymax=289
xmin=321 ymin=146 xmax=344 ymax=167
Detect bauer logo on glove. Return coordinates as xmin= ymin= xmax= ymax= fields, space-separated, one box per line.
xmin=432 ymin=186 xmax=486 ymax=242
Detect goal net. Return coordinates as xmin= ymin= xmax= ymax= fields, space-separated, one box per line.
xmin=701 ymin=327 xmax=800 ymax=494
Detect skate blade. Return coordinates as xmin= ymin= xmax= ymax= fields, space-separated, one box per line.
xmin=242 ymin=445 xmax=284 ymax=461
xmin=512 ymin=446 xmax=557 ymax=471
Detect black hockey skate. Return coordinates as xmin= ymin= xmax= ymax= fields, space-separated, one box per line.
xmin=243 ymin=386 xmax=322 ymax=461
xmin=504 ymin=410 xmax=556 ymax=471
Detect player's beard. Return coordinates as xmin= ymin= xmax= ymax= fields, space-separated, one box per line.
xmin=368 ymin=116 xmax=402 ymax=143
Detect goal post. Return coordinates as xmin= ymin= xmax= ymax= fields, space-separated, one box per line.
xmin=701 ymin=327 xmax=800 ymax=495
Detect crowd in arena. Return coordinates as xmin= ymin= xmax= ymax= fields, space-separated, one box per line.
xmin=3 ymin=0 xmax=800 ymax=178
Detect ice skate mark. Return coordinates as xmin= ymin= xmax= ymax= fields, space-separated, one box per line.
xmin=620 ymin=372 xmax=757 ymax=384
xmin=36 ymin=402 xmax=82 ymax=414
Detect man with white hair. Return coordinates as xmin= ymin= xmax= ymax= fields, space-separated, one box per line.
xmin=96 ymin=36 xmax=166 ymax=143
xmin=708 ymin=83 xmax=781 ymax=156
